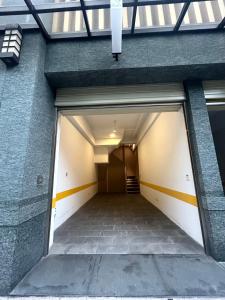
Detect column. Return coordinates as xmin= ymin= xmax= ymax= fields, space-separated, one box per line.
xmin=0 ymin=32 xmax=56 ymax=294
xmin=184 ymin=80 xmax=225 ymax=261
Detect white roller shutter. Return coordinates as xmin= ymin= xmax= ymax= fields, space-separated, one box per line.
xmin=55 ymin=81 xmax=225 ymax=107
xmin=55 ymin=83 xmax=185 ymax=107
xmin=203 ymin=80 xmax=225 ymax=100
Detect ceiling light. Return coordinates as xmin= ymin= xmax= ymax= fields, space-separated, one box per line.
xmin=113 ymin=120 xmax=117 ymax=133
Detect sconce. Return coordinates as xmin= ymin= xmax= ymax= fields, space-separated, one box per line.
xmin=0 ymin=24 xmax=22 ymax=66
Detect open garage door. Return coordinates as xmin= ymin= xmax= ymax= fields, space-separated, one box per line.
xmin=49 ymin=97 xmax=204 ymax=255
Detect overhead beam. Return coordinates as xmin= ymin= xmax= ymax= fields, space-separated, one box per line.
xmin=174 ymin=1 xmax=191 ymax=31
xmin=80 ymin=0 xmax=91 ymax=37
xmin=131 ymin=0 xmax=138 ymax=34
xmin=217 ymin=17 xmax=225 ymax=29
xmin=23 ymin=0 xmax=50 ymax=39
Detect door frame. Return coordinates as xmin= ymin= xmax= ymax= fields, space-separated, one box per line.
xmin=46 ymin=101 xmax=207 ymax=254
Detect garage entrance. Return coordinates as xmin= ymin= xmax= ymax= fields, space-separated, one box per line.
xmin=49 ymin=103 xmax=204 ymax=255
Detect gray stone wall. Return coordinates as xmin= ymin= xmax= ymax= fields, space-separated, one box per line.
xmin=0 ymin=32 xmax=56 ymax=295
xmin=184 ymin=80 xmax=225 ymax=261
xmin=45 ymin=32 xmax=225 ymax=88
xmin=1 ymin=29 xmax=225 ymax=295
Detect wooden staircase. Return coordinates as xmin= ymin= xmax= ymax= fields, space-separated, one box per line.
xmin=126 ymin=176 xmax=140 ymax=194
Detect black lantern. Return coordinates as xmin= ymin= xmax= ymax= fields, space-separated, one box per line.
xmin=0 ymin=24 xmax=23 ymax=66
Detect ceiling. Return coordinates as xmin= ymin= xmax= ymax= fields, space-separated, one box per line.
xmin=84 ymin=112 xmax=148 ymax=144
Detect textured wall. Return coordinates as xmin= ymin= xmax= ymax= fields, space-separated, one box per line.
xmin=45 ymin=32 xmax=225 ymax=88
xmin=184 ymin=80 xmax=225 ymax=261
xmin=0 ymin=32 xmax=56 ymax=294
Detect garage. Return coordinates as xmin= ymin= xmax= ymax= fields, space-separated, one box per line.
xmin=48 ymin=84 xmax=204 ymax=256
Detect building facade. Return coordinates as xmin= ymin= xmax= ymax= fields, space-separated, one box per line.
xmin=0 ymin=0 xmax=225 ymax=296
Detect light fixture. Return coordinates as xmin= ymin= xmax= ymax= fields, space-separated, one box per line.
xmin=0 ymin=24 xmax=23 ymax=66
xmin=113 ymin=120 xmax=117 ymax=133
xmin=110 ymin=132 xmax=116 ymax=138
xmin=110 ymin=0 xmax=122 ymax=61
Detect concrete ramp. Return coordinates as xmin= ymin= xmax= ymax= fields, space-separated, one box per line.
xmin=12 ymin=254 xmax=225 ymax=297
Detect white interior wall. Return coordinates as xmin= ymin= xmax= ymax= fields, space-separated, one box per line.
xmin=49 ymin=115 xmax=97 ymax=248
xmin=94 ymin=147 xmax=109 ymax=163
xmin=138 ymin=108 xmax=203 ymax=245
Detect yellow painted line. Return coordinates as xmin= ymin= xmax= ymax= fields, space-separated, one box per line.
xmin=52 ymin=182 xmax=97 ymax=208
xmin=140 ymin=180 xmax=197 ymax=207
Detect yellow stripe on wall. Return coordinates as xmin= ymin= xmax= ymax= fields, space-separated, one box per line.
xmin=52 ymin=182 xmax=97 ymax=208
xmin=140 ymin=180 xmax=197 ymax=207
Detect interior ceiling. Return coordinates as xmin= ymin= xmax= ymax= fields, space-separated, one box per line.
xmin=84 ymin=113 xmax=149 ymax=143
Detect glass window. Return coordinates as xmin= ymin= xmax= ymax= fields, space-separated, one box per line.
xmin=208 ymin=104 xmax=225 ymax=194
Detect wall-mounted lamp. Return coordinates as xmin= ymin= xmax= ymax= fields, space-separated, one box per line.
xmin=110 ymin=0 xmax=122 ymax=61
xmin=0 ymin=24 xmax=23 ymax=66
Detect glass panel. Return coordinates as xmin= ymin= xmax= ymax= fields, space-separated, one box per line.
xmin=39 ymin=11 xmax=86 ymax=34
xmin=123 ymin=7 xmax=133 ymax=29
xmin=208 ymin=104 xmax=225 ymax=194
xmin=135 ymin=3 xmax=184 ymax=29
xmin=86 ymin=7 xmax=132 ymax=32
xmin=0 ymin=15 xmax=36 ymax=26
xmin=87 ymin=9 xmax=110 ymax=32
xmin=181 ymin=0 xmax=225 ymax=29
xmin=0 ymin=0 xmax=27 ymax=6
xmin=84 ymin=0 xmax=109 ymax=2
xmin=32 ymin=0 xmax=79 ymax=5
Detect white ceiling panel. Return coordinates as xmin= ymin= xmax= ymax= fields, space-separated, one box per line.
xmin=84 ymin=112 xmax=148 ymax=143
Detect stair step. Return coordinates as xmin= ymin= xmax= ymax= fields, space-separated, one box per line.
xmin=126 ymin=179 xmax=138 ymax=182
xmin=126 ymin=179 xmax=138 ymax=181
xmin=126 ymin=181 xmax=139 ymax=184
xmin=126 ymin=177 xmax=139 ymax=194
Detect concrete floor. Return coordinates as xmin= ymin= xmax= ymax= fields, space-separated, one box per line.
xmin=50 ymin=193 xmax=203 ymax=255
xmin=12 ymin=254 xmax=225 ymax=297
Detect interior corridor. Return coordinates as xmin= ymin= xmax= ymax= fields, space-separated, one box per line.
xmin=50 ymin=193 xmax=203 ymax=255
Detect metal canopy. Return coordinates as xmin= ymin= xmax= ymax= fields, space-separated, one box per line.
xmin=0 ymin=0 xmax=224 ymax=40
